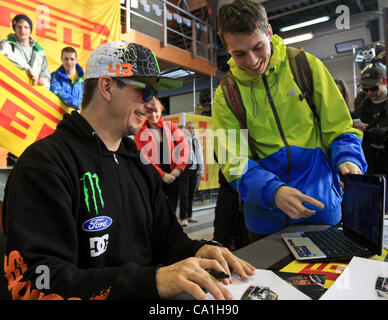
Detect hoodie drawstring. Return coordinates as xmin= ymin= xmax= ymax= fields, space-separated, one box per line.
xmin=92 ymin=132 xmax=105 ymax=177
xmin=251 ymin=73 xmax=279 ymax=119
xmin=251 ymin=82 xmax=259 ymax=118
xmin=263 ymin=73 xmax=279 ymax=106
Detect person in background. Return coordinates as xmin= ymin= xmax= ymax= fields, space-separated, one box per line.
xmin=3 ymin=41 xmax=255 ymax=300
xmin=50 ymin=47 xmax=85 ymax=110
xmin=0 ymin=14 xmax=50 ymax=89
xmin=356 ymin=63 xmax=388 ymax=176
xmin=213 ymin=0 xmax=367 ymax=241
xmin=334 ymin=79 xmax=354 ymax=114
xmin=134 ymin=98 xmax=188 ymax=213
xmin=178 ymin=121 xmax=204 ymax=227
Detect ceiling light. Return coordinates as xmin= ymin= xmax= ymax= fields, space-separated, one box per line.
xmin=280 ymin=16 xmax=330 ymax=32
xmin=283 ymin=33 xmax=313 ymax=45
xmin=160 ymin=69 xmax=195 ymax=78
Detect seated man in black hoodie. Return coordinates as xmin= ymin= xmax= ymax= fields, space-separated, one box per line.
xmin=2 ymin=41 xmax=254 ymax=300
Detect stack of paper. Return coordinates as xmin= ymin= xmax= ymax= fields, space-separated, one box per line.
xmin=320 ymin=256 xmax=388 ymax=300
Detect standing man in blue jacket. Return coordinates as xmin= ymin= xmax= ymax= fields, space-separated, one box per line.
xmin=50 ymin=47 xmax=84 ymax=110
xmin=213 ymin=0 xmax=367 ymax=241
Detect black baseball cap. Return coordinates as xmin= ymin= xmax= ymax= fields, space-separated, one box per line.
xmin=361 ymin=63 xmax=386 ymax=85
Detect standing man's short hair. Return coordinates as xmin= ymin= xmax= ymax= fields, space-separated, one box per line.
xmin=217 ymin=0 xmax=269 ymax=47
xmin=61 ymin=46 xmax=77 ymax=57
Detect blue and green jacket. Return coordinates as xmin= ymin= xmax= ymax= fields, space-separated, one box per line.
xmin=50 ymin=64 xmax=84 ymax=109
xmin=213 ymin=35 xmax=367 ymax=234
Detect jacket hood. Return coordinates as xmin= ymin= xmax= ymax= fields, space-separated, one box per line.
xmin=7 ymin=33 xmax=42 ymax=51
xmin=57 ymin=111 xmax=140 ymax=158
xmin=228 ymin=34 xmax=286 ymax=83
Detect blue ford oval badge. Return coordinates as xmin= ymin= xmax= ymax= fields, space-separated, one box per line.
xmin=82 ymin=216 xmax=112 ymax=232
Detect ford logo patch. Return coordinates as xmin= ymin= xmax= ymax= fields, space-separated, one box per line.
xmin=82 ymin=216 xmax=112 ymax=232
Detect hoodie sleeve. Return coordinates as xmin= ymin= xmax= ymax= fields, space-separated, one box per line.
xmin=3 ymin=149 xmax=161 ymax=300
xmin=148 ymin=166 xmax=205 ymax=264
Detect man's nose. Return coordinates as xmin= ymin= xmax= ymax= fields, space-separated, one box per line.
xmin=246 ymin=51 xmax=259 ymax=66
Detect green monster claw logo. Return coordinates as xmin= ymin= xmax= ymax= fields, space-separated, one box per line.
xmin=81 ymin=172 xmax=104 ymax=215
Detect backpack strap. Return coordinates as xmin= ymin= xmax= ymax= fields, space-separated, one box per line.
xmin=220 ymin=71 xmax=267 ymax=169
xmin=220 ymin=71 xmax=247 ymax=128
xmin=286 ymin=47 xmax=320 ymax=128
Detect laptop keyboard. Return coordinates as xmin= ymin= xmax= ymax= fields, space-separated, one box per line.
xmin=304 ymin=229 xmax=371 ymax=257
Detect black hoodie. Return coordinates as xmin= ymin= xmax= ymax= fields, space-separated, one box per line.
xmin=3 ymin=111 xmax=206 ymax=300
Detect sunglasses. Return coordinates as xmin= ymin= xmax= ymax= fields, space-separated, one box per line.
xmin=362 ymin=86 xmax=379 ymax=92
xmin=116 ymin=78 xmax=158 ymax=103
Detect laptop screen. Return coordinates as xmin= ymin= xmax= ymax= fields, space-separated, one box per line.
xmin=342 ymin=174 xmax=386 ymax=251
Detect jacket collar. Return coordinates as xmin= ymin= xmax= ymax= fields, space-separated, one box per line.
xmin=228 ymin=34 xmax=286 ymax=83
xmin=7 ymin=33 xmax=42 ymax=51
xmin=57 ymin=64 xmax=85 ymax=81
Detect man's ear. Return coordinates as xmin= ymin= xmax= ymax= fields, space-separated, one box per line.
xmin=98 ymin=76 xmax=114 ymax=103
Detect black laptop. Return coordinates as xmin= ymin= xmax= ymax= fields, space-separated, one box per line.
xmin=281 ymin=174 xmax=386 ymax=262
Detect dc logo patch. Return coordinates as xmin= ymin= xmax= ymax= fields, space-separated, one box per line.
xmin=89 ymin=234 xmax=109 ymax=257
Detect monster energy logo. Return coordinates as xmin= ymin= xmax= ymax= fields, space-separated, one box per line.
xmin=81 ymin=172 xmax=104 ymax=215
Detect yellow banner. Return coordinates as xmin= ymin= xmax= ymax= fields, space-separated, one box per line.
xmin=0 ymin=53 xmax=71 ymax=157
xmin=185 ymin=114 xmax=219 ymax=191
xmin=0 ymin=0 xmax=121 ymax=71
xmin=163 ymin=113 xmax=220 ymax=191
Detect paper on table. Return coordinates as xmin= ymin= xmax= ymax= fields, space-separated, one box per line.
xmin=207 ymin=269 xmax=311 ymax=300
xmin=320 ymin=256 xmax=388 ymax=300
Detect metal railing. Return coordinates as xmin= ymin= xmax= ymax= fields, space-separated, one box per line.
xmin=120 ymin=0 xmax=216 ymax=64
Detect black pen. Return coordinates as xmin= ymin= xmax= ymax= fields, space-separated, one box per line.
xmin=206 ymin=269 xmax=230 ymax=280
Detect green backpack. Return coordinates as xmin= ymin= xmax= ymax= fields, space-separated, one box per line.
xmin=220 ymin=47 xmax=319 ymax=167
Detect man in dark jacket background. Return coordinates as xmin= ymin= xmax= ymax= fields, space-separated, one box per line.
xmin=356 ymin=63 xmax=388 ymax=176
xmin=2 ymin=41 xmax=254 ymax=300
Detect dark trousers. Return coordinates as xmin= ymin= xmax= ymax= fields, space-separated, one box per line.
xmin=213 ymin=171 xmax=249 ymax=251
xmin=162 ymin=178 xmax=180 ymax=214
xmin=179 ymin=168 xmax=198 ymax=220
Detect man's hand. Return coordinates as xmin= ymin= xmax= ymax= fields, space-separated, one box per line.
xmin=274 ymin=186 xmax=325 ymax=219
xmin=338 ymin=161 xmax=362 ymax=191
xmin=37 ymin=77 xmax=46 ymax=86
xmin=338 ymin=161 xmax=362 ymax=175
xmin=195 ymin=245 xmax=255 ymax=285
xmin=27 ymin=67 xmax=38 ymax=86
xmin=156 ymin=257 xmax=234 ymax=300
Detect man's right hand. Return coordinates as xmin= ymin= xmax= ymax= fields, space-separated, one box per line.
xmin=274 ymin=186 xmax=325 ymax=219
xmin=27 ymin=67 xmax=38 ymax=86
xmin=156 ymin=257 xmax=234 ymax=300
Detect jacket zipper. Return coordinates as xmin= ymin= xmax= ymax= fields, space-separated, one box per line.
xmin=113 ymin=153 xmax=119 ymax=164
xmin=262 ymin=74 xmax=292 ymax=225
